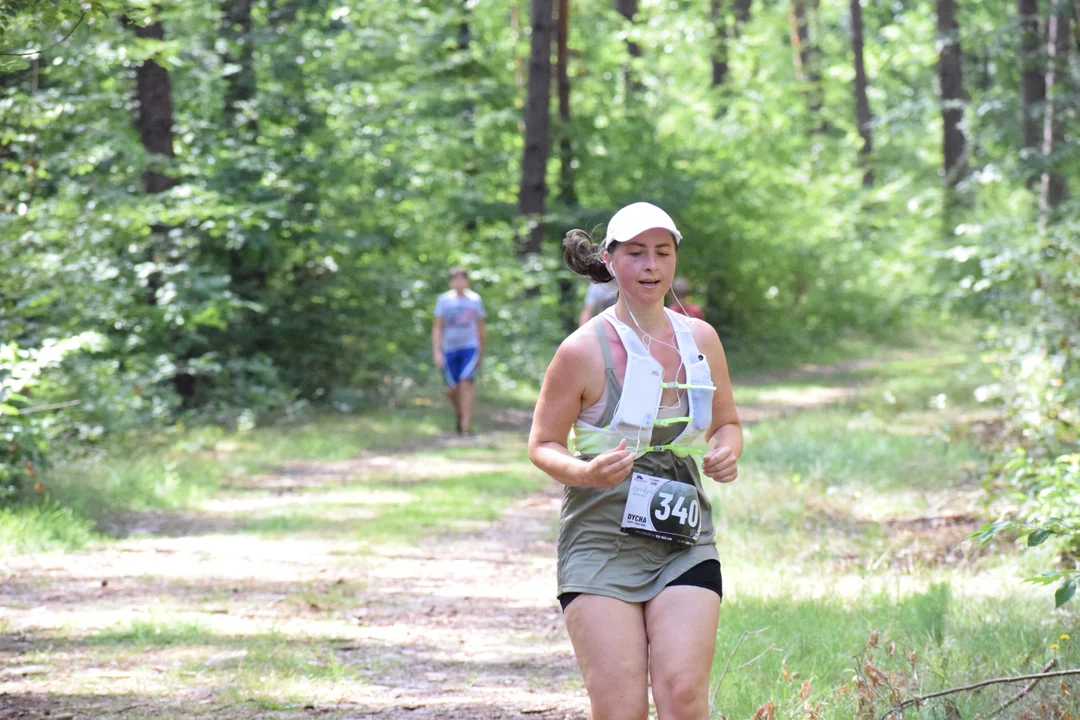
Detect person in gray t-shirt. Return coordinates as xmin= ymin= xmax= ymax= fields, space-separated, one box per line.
xmin=432 ymin=267 xmax=486 ymax=435
xmin=578 ymin=281 xmax=618 ymax=327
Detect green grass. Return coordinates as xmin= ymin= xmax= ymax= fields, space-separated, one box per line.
xmin=743 ymin=408 xmax=984 ymax=491
xmin=0 ymin=405 xmax=463 ymax=554
xmin=9 ymin=336 xmax=1080 ymax=720
xmin=0 ymin=500 xmax=97 ymax=555
xmin=85 ymin=619 xmax=213 ymax=647
xmin=79 ymin=621 xmax=366 ymax=709
xmin=242 ymin=469 xmax=546 ymax=542
xmin=708 ymin=587 xmax=1080 ymax=719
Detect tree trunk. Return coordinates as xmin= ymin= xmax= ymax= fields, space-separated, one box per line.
xmin=1019 ymin=0 xmax=1046 ymax=189
xmin=222 ymin=0 xmax=257 ymax=138
xmin=516 ymin=0 xmax=554 ymax=255
xmin=734 ymin=0 xmax=752 ymax=27
xmin=460 ymin=1 xmax=479 ymax=231
xmin=127 ymin=15 xmax=189 ymax=396
xmin=556 ymin=0 xmax=575 ymax=207
xmin=555 ymin=0 xmax=577 ymax=333
xmin=711 ymin=0 xmax=729 ymax=87
xmin=614 ymin=0 xmax=643 ymax=95
xmin=789 ymin=0 xmax=823 ymax=130
xmin=850 ymin=0 xmax=873 ymax=186
xmin=1040 ymin=0 xmax=1072 ymax=216
xmin=936 ymin=0 xmax=967 ymax=186
xmin=129 ymin=19 xmax=177 ymax=196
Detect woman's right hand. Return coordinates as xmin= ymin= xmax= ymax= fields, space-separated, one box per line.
xmin=583 ymin=439 xmax=635 ymax=487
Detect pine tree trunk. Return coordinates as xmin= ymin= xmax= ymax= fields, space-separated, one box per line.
xmin=460 ymin=1 xmax=479 ymax=232
xmin=734 ymin=0 xmax=752 ymax=26
xmin=614 ymin=0 xmax=643 ymax=94
xmin=556 ymin=0 xmax=575 ymax=207
xmin=936 ymin=0 xmax=967 ymax=186
xmin=711 ymin=0 xmax=729 ymax=87
xmin=222 ymin=0 xmax=257 ymax=138
xmin=555 ymin=0 xmax=577 ymax=333
xmin=850 ymin=0 xmax=873 ymax=186
xmin=127 ymin=15 xmax=190 ymax=396
xmin=129 ymin=19 xmax=177 ymax=196
xmin=517 ymin=0 xmax=554 ymax=255
xmin=1018 ymin=0 xmax=1045 ymax=177
xmin=1040 ymin=0 xmax=1072 ymax=216
xmin=789 ymin=0 xmax=823 ymax=130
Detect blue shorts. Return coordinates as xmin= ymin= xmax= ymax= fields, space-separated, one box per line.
xmin=443 ymin=347 xmax=479 ymax=387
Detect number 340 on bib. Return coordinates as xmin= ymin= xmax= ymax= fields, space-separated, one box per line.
xmin=620 ymin=471 xmax=702 ymax=547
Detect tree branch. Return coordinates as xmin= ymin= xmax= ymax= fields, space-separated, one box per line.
xmin=986 ymin=659 xmax=1057 ymax=719
xmin=17 ymin=400 xmax=81 ymax=414
xmin=710 ymin=626 xmax=771 ymax=712
xmin=1 ymin=13 xmax=86 ymax=57
xmin=890 ymin=667 xmax=1080 ymax=716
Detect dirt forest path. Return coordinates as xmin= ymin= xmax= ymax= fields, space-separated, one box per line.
xmin=1 ymin=356 xmax=904 ymax=720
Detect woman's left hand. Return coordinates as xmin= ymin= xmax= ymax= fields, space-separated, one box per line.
xmin=703 ymin=446 xmax=738 ymax=483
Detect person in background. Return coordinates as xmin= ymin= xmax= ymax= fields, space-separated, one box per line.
xmin=579 ymin=279 xmax=619 ymax=327
xmin=432 ymin=267 xmax=486 ymax=435
xmin=669 ymin=276 xmax=705 ymax=320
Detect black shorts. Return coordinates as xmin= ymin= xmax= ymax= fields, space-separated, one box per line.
xmin=558 ymin=559 xmax=723 ymax=612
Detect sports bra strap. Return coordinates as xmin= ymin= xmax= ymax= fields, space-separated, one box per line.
xmin=594 ymin=320 xmax=616 ymax=371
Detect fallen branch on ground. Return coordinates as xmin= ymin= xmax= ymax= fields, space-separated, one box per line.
xmin=884 ymin=667 xmax=1080 ymax=718
xmin=986 ymin=658 xmax=1057 ymax=719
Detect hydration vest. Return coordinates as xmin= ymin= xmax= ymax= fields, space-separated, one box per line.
xmin=571 ymin=306 xmax=715 ymax=460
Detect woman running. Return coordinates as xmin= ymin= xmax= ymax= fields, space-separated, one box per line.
xmin=528 ymin=202 xmax=742 ymax=720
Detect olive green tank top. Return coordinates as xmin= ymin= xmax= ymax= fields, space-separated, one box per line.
xmin=555 ymin=321 xmax=719 ymax=603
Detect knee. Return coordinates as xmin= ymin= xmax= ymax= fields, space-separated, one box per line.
xmin=654 ymin=674 xmax=709 ymax=720
xmin=591 ymin=697 xmax=648 ymax=720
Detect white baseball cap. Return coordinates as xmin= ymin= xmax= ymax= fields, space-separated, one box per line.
xmin=602 ymin=202 xmax=682 ymax=251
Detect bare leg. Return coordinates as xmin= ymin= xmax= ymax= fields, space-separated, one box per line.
xmin=564 ymin=595 xmax=649 ymax=720
xmin=458 ymin=379 xmax=475 ymax=433
xmin=447 ymin=385 xmax=461 ymax=431
xmin=645 ymin=586 xmax=721 ymax=720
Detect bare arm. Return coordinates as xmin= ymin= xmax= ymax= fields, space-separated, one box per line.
xmin=527 ymin=333 xmax=633 ymax=488
xmin=693 ymin=321 xmax=743 ymax=482
xmin=475 ymin=317 xmax=486 ymax=368
xmin=432 ymin=317 xmax=444 ymax=368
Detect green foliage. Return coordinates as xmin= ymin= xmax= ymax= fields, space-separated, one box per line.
xmin=0 ymin=334 xmax=106 ymax=497
xmin=0 ymin=499 xmax=95 ymax=555
xmin=971 ymin=450 xmax=1080 ymax=607
xmin=0 ymin=0 xmax=1075 ymax=619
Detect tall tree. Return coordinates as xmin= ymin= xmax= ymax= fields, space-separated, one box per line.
xmin=460 ymin=0 xmax=479 ymax=231
xmin=711 ymin=0 xmax=730 ymax=88
xmin=734 ymin=0 xmax=752 ymax=26
xmin=1040 ymin=0 xmax=1072 ymax=215
xmin=1018 ymin=0 xmax=1046 ymax=179
xmin=556 ymin=0 xmax=575 ymax=207
xmin=936 ymin=0 xmax=967 ymax=186
xmin=789 ymin=0 xmax=823 ymax=129
xmin=555 ymin=0 xmax=578 ymax=332
xmin=614 ymin=0 xmax=643 ymax=94
xmin=128 ymin=18 xmax=177 ymax=198
xmin=849 ymin=0 xmax=873 ymax=186
xmin=516 ymin=0 xmax=554 ymax=255
xmin=126 ymin=13 xmax=189 ymax=396
xmin=221 ymin=0 xmax=256 ymax=139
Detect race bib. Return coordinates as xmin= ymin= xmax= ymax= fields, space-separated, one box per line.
xmin=621 ymin=471 xmax=701 ymax=547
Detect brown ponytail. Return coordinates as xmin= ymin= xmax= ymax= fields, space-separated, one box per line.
xmin=563 ymin=229 xmax=614 ymax=284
